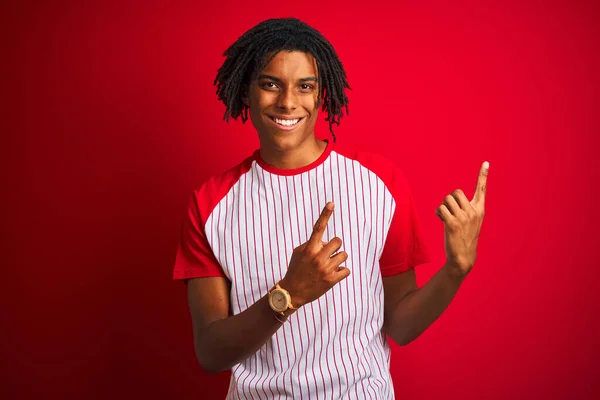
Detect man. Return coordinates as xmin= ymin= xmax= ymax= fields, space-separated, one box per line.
xmin=173 ymin=18 xmax=489 ymax=399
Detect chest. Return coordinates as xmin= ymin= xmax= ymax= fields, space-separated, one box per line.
xmin=205 ymin=160 xmax=394 ymax=313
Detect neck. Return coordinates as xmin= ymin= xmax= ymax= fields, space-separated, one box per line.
xmin=259 ymin=136 xmax=328 ymax=170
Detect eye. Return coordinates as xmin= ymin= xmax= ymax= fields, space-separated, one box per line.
xmin=299 ymin=84 xmax=314 ymax=92
xmin=262 ymin=82 xmax=279 ymax=91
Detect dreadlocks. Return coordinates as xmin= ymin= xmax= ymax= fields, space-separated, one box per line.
xmin=214 ymin=18 xmax=351 ymax=143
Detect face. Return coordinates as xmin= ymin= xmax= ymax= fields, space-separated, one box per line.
xmin=245 ymin=51 xmax=320 ymax=152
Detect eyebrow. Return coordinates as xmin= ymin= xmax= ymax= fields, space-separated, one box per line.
xmin=257 ymin=74 xmax=318 ymax=83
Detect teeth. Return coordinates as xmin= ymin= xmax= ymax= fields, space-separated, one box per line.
xmin=274 ymin=118 xmax=300 ymax=126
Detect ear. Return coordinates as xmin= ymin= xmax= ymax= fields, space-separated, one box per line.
xmin=241 ymin=85 xmax=249 ymax=107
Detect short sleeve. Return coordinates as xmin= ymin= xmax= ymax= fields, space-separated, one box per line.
xmin=379 ymin=164 xmax=430 ymax=277
xmin=172 ymin=192 xmax=226 ymax=281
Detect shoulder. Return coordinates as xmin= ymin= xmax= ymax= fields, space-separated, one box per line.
xmin=334 ymin=147 xmax=409 ymax=195
xmin=190 ymin=155 xmax=255 ymax=223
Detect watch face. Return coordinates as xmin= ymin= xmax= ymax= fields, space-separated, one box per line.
xmin=271 ymin=290 xmax=287 ymax=312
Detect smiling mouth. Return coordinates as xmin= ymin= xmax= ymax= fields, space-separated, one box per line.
xmin=268 ymin=116 xmax=304 ymax=128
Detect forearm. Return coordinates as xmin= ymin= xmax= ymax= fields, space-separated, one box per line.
xmin=385 ymin=262 xmax=465 ymax=345
xmin=195 ymin=294 xmax=286 ymax=374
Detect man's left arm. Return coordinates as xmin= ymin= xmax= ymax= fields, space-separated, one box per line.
xmin=383 ymin=161 xmax=489 ymax=346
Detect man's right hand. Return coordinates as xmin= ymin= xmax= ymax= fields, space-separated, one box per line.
xmin=279 ymin=202 xmax=351 ymax=308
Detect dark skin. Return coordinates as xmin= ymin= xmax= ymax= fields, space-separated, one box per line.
xmin=244 ymin=50 xmax=327 ymax=169
xmin=187 ymin=50 xmax=489 ymax=373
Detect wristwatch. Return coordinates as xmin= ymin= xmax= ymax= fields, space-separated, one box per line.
xmin=268 ymin=282 xmax=298 ymax=316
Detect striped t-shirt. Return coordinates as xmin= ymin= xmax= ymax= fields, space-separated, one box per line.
xmin=173 ymin=139 xmax=430 ymax=399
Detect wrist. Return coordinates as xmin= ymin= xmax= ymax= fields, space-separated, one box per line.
xmin=278 ymin=279 xmax=304 ymax=309
xmin=443 ymin=261 xmax=468 ymax=285
xmin=268 ymin=280 xmax=301 ymax=321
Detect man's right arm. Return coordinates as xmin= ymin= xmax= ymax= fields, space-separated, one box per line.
xmin=187 ymin=277 xmax=287 ymax=374
xmin=186 ymin=202 xmax=350 ymax=374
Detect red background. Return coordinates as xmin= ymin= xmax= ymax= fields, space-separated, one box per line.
xmin=3 ymin=0 xmax=599 ymax=398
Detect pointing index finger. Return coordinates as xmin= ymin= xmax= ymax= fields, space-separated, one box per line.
xmin=308 ymin=202 xmax=334 ymax=247
xmin=472 ymin=161 xmax=489 ymax=207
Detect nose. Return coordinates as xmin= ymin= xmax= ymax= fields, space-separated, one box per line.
xmin=276 ymin=87 xmax=297 ymax=111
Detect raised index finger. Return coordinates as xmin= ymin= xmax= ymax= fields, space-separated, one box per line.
xmin=308 ymin=202 xmax=334 ymax=247
xmin=472 ymin=161 xmax=489 ymax=207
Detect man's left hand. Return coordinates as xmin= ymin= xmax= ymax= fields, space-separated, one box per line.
xmin=436 ymin=161 xmax=489 ymax=277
